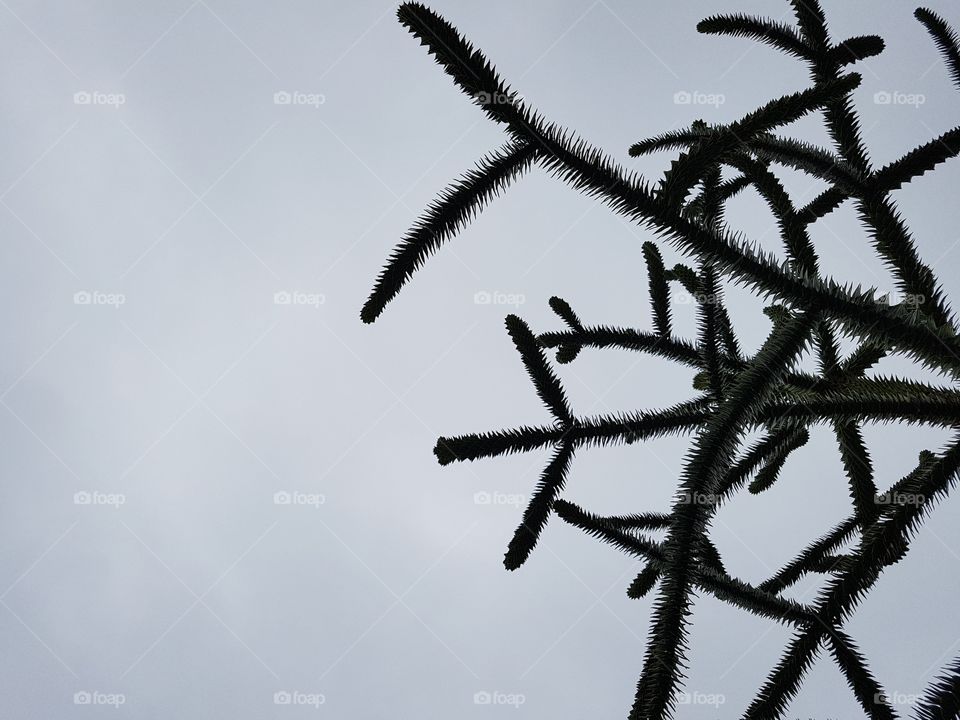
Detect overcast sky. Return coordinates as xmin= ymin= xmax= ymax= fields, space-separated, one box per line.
xmin=2 ymin=0 xmax=960 ymax=717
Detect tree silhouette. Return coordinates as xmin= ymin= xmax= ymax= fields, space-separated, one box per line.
xmin=362 ymin=2 xmax=960 ymax=718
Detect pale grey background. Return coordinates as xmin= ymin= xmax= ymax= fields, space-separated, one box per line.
xmin=1 ymin=1 xmax=959 ymax=717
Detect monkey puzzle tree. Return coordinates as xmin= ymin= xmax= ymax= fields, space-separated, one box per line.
xmin=362 ymin=2 xmax=960 ymax=718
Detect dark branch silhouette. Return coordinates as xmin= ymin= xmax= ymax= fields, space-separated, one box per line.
xmin=363 ymin=2 xmax=960 ymax=718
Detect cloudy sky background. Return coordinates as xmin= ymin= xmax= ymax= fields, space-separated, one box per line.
xmin=2 ymin=0 xmax=960 ymax=717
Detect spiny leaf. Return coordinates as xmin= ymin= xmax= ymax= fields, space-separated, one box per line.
xmin=553 ymin=499 xmax=666 ymax=564
xmin=758 ymin=388 xmax=960 ymax=427
xmin=434 ymin=399 xmax=711 ymax=465
xmin=665 ymin=263 xmax=700 ymax=296
xmin=873 ymin=125 xmax=960 ymax=192
xmin=685 ymin=173 xmax=752 ymax=218
xmin=629 ymin=127 xmax=712 ymax=157
xmin=728 ymin=154 xmax=818 ymax=275
xmin=749 ymin=133 xmax=863 ymax=193
xmin=697 ymin=263 xmax=724 ymax=399
xmin=361 ymin=139 xmax=538 ymax=322
xmin=505 ymin=314 xmax=573 ymax=424
xmin=547 ymin=296 xmax=584 ymax=363
xmin=434 ymin=425 xmax=562 ymax=465
xmin=765 ymin=304 xmax=794 ymax=327
xmin=827 ymin=629 xmax=898 ymax=720
xmin=643 ymin=242 xmax=672 ymax=337
xmin=715 ymin=425 xmax=812 ymax=502
xmin=760 ymin=515 xmax=859 ymax=592
xmin=396 ymin=2 xmax=525 ymax=127
xmin=744 ymin=628 xmax=825 ymax=720
xmin=627 ymin=565 xmax=660 ymax=599
xmin=828 ymin=36 xmax=885 ymax=66
xmin=696 ymin=13 xmax=813 ymax=60
xmin=789 ymin=0 xmax=829 ymax=50
xmin=913 ymin=654 xmax=960 ymax=720
xmin=699 ymin=535 xmax=727 ymax=576
xmin=555 ymin=345 xmax=581 ymax=364
xmin=548 ymin=296 xmax=583 ymax=331
xmin=799 ymin=186 xmax=849 ymax=224
xmin=841 ymin=340 xmax=888 ymax=376
xmin=597 ymin=511 xmax=672 ymax=531
xmin=835 ymin=420 xmax=879 ymax=521
xmin=539 ymin=325 xmax=701 ymax=367
xmin=748 ymin=428 xmax=810 ymax=494
xmin=816 ymin=322 xmax=841 ymax=375
xmin=916 ymin=7 xmax=960 ymax=91
xmin=552 ymin=500 xmax=814 ymax=624
xmin=806 ymin=554 xmax=856 ymax=574
xmin=504 ymin=441 xmax=575 ymax=570
xmin=855 ymin=189 xmax=955 ymax=330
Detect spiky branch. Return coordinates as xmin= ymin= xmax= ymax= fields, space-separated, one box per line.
xmin=363 ymin=2 xmax=960 ymax=718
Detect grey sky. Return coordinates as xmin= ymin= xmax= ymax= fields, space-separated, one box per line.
xmin=1 ymin=0 xmax=960 ymax=717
